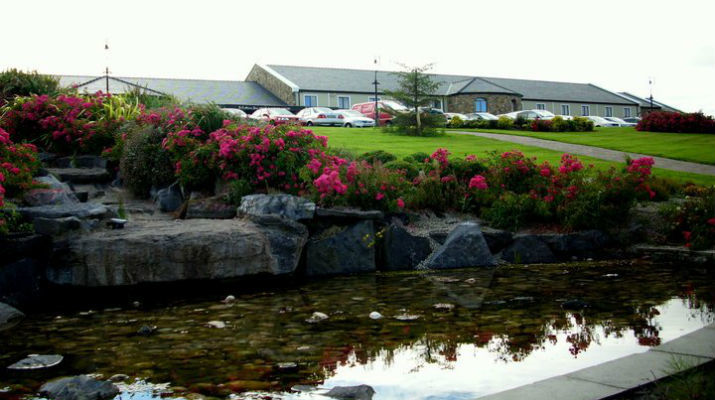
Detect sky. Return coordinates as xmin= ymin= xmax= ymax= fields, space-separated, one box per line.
xmin=3 ymin=0 xmax=715 ymax=115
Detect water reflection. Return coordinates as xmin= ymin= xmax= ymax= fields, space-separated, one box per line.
xmin=0 ymin=262 xmax=713 ymax=400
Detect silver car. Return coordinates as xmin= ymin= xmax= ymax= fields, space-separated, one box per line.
xmin=296 ymin=107 xmax=343 ymax=126
xmin=603 ymin=117 xmax=636 ymax=127
xmin=585 ymin=116 xmax=620 ymax=127
xmin=335 ymin=109 xmax=376 ymax=128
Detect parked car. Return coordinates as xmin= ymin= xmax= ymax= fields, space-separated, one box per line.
xmin=352 ymin=100 xmax=409 ymax=126
xmin=296 ymin=107 xmax=343 ymax=126
xmin=465 ymin=112 xmax=498 ymax=121
xmin=445 ymin=112 xmax=469 ymax=123
xmin=603 ymin=117 xmax=636 ymax=127
xmin=554 ymin=115 xmax=574 ymax=120
xmin=221 ymin=108 xmax=247 ymax=118
xmin=249 ymin=108 xmax=300 ymax=125
xmin=622 ymin=117 xmax=642 ymax=124
xmin=585 ymin=116 xmax=620 ymax=127
xmin=498 ymin=110 xmax=555 ymax=120
xmin=497 ymin=111 xmax=520 ymax=119
xmin=335 ymin=109 xmax=376 ymax=128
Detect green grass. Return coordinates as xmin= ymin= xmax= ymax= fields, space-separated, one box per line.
xmin=312 ymin=127 xmax=715 ymax=186
xmin=448 ymin=127 xmax=715 ymax=165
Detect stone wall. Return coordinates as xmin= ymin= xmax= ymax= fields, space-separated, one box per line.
xmin=447 ymin=94 xmax=521 ymax=115
xmin=246 ymin=65 xmax=296 ymax=106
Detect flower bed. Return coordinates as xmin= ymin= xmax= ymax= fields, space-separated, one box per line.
xmin=0 ymin=127 xmax=40 ymax=234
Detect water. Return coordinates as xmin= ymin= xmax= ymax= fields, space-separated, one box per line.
xmin=1 ymin=261 xmax=713 ymax=400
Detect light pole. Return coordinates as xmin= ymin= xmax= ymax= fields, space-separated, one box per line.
xmin=372 ymin=59 xmax=379 ymax=126
xmin=104 ymin=41 xmax=110 ymax=94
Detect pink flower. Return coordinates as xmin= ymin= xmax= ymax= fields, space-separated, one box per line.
xmin=397 ymin=198 xmax=405 ymax=208
xmin=375 ymin=192 xmax=385 ymax=201
xmin=430 ymin=148 xmax=451 ymax=169
xmin=468 ymin=175 xmax=488 ymax=190
xmin=707 ymin=218 xmax=715 ymax=226
xmin=540 ymin=167 xmax=551 ymax=177
xmin=307 ymin=158 xmax=322 ymax=174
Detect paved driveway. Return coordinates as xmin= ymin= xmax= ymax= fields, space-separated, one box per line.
xmin=455 ymin=131 xmax=715 ymax=176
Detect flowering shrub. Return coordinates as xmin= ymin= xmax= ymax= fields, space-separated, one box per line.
xmin=660 ymin=188 xmax=715 ymax=249
xmin=0 ymin=92 xmax=128 ymax=154
xmin=637 ymin=111 xmax=715 ymax=134
xmin=0 ymin=127 xmax=40 ymax=232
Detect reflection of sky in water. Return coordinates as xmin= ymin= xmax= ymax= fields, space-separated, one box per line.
xmin=316 ymin=298 xmax=709 ymax=400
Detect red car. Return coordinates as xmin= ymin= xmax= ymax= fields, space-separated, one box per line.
xmin=249 ymin=108 xmax=301 ymax=125
xmin=352 ymin=100 xmax=409 ymax=126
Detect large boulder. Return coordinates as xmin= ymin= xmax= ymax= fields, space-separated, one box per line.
xmin=39 ymin=375 xmax=119 ymax=400
xmin=381 ymin=222 xmax=432 ymax=271
xmin=501 ymin=235 xmax=556 ymax=264
xmin=325 ymin=385 xmax=375 ymax=400
xmin=24 ymin=175 xmax=79 ymax=206
xmin=186 ymin=196 xmax=236 ymax=219
xmin=481 ymin=226 xmax=513 ymax=254
xmin=315 ymin=207 xmax=383 ymax=220
xmin=47 ymin=218 xmax=308 ymax=286
xmin=424 ymin=222 xmax=495 ymax=269
xmin=33 ymin=216 xmax=82 ymax=236
xmin=0 ymin=302 xmax=24 ymax=331
xmin=238 ymin=194 xmax=315 ymax=221
xmin=46 ymin=168 xmax=111 ymax=184
xmin=305 ymin=220 xmax=376 ymax=276
xmin=540 ymin=230 xmax=611 ymax=255
xmin=156 ymin=182 xmax=183 ymax=213
xmin=17 ymin=203 xmax=111 ymax=221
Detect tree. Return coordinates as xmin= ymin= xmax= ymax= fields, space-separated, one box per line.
xmin=384 ymin=64 xmax=440 ymax=135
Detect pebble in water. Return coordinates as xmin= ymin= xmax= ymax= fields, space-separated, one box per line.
xmin=368 ymin=311 xmax=383 ymax=320
xmin=305 ymin=312 xmax=329 ymax=324
xmin=206 ymin=321 xmax=226 ymax=329
xmin=222 ymin=295 xmax=236 ymax=304
xmin=433 ymin=303 xmax=455 ymax=311
xmin=7 ymin=354 xmax=63 ymax=370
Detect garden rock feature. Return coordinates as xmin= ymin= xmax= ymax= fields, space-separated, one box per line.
xmin=18 ymin=203 xmax=111 ymax=221
xmin=481 ymin=226 xmax=514 ymax=254
xmin=325 ymin=385 xmax=375 ymax=400
xmin=33 ymin=216 xmax=82 ymax=236
xmin=39 ymin=375 xmax=119 ymax=400
xmin=155 ymin=182 xmax=184 ymax=213
xmin=501 ymin=235 xmax=556 ymax=264
xmin=238 ymin=194 xmax=315 ymax=221
xmin=381 ymin=221 xmax=432 ymax=271
xmin=315 ymin=207 xmax=383 ymax=220
xmin=0 ymin=302 xmax=24 ymax=331
xmin=46 ymin=167 xmax=111 ymax=184
xmin=186 ymin=196 xmax=236 ymax=219
xmin=539 ymin=230 xmax=612 ymax=256
xmin=7 ymin=354 xmax=63 ymax=370
xmin=424 ymin=222 xmax=496 ymax=269
xmin=305 ymin=220 xmax=376 ymax=276
xmin=48 ymin=218 xmax=308 ymax=286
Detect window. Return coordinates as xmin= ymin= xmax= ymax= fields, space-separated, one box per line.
xmin=581 ymin=105 xmax=590 ymax=116
xmin=605 ymin=106 xmax=613 ymax=117
xmin=432 ymin=99 xmax=442 ymax=110
xmin=536 ymin=103 xmax=546 ymax=110
xmin=561 ymin=104 xmax=570 ymax=115
xmin=304 ymin=95 xmax=317 ymax=107
xmin=475 ymin=98 xmax=487 ymax=112
xmin=337 ymin=96 xmax=350 ymax=109
xmin=624 ymin=107 xmax=632 ymax=118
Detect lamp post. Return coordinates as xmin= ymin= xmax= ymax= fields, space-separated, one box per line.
xmin=104 ymin=41 xmax=110 ymax=94
xmin=372 ymin=59 xmax=379 ymax=126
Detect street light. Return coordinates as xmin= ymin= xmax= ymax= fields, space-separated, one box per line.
xmin=372 ymin=59 xmax=379 ymax=127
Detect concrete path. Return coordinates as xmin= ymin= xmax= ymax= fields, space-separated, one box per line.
xmin=477 ymin=323 xmax=715 ymax=400
xmin=455 ymin=131 xmax=715 ymax=176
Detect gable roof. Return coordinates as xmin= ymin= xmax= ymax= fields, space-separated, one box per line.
xmin=617 ymin=92 xmax=682 ymax=112
xmin=57 ymin=75 xmax=287 ymax=106
xmin=480 ymin=77 xmax=637 ymax=105
xmin=266 ymin=65 xmax=520 ymax=96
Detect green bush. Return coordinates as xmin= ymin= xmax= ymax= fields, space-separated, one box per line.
xmin=224 ymin=179 xmax=253 ymax=206
xmin=119 ymin=123 xmax=176 ymax=198
xmin=497 ymin=116 xmax=514 ymax=130
xmin=383 ymin=111 xmax=446 ymax=136
xmin=122 ymin=87 xmax=179 ymax=110
xmin=448 ymin=116 xmax=464 ymax=128
xmin=190 ymin=103 xmax=236 ymax=134
xmin=482 ymin=192 xmax=551 ymax=231
xmin=0 ymin=69 xmax=61 ymax=105
xmin=384 ymin=160 xmax=420 ymax=180
xmin=570 ymin=117 xmax=594 ymax=132
xmin=359 ymin=150 xmax=397 ymax=164
xmin=660 ymin=188 xmax=715 ymax=249
xmin=403 ymin=152 xmax=430 ymax=164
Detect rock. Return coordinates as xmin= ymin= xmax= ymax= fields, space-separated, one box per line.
xmin=540 ymin=230 xmax=611 ymax=255
xmin=108 ymin=374 xmax=129 ymax=383
xmin=315 ymin=207 xmax=383 ymax=220
xmin=47 ymin=218 xmax=308 ymax=286
xmin=368 ymin=311 xmax=383 ymax=320
xmin=8 ymin=354 xmax=63 ymax=370
xmin=136 ymin=325 xmax=156 ymax=336
xmin=305 ymin=312 xmax=328 ymax=323
xmin=428 ymin=230 xmax=449 ymax=245
xmin=50 ymin=155 xmax=107 ymax=169
xmin=206 ymin=321 xmax=226 ymax=329
xmin=305 ymin=221 xmax=376 ymax=276
xmin=221 ymin=295 xmax=236 ymax=304
xmin=276 ymin=362 xmax=298 ymax=371
xmin=433 ymin=303 xmax=455 ymax=311
xmin=325 ymin=385 xmax=375 ymax=400
xmin=39 ymin=375 xmax=119 ymax=400
xmin=186 ymin=196 xmax=236 ymax=219
xmin=381 ymin=222 xmax=432 ymax=271
xmin=18 ymin=203 xmax=111 ymax=221
xmin=46 ymin=168 xmax=111 ymax=184
xmin=238 ymin=194 xmax=315 ymax=220
xmin=424 ymin=222 xmax=496 ymax=269
xmin=0 ymin=302 xmax=24 ymax=331
xmin=501 ymin=235 xmax=556 ymax=264
xmin=33 ymin=216 xmax=82 ymax=236
xmin=156 ymin=182 xmax=183 ymax=213
xmin=481 ymin=226 xmax=513 ymax=254
xmin=394 ymin=313 xmax=420 ymax=321
xmin=0 ymin=258 xmax=45 ymax=306
xmin=23 ymin=188 xmax=79 ymax=207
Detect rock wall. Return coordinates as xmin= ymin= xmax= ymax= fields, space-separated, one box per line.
xmin=447 ymin=94 xmax=521 ymax=115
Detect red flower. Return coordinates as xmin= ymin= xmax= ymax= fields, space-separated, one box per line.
xmin=707 ymin=218 xmax=715 ymax=226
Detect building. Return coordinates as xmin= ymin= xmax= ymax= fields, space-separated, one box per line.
xmin=57 ymin=65 xmax=679 ymax=118
xmin=246 ymin=64 xmax=641 ymax=118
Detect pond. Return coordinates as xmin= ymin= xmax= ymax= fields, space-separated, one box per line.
xmin=1 ymin=261 xmax=713 ymax=400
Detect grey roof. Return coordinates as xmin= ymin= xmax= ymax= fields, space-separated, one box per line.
xmin=617 ymin=92 xmax=682 ymax=112
xmin=266 ymin=65 xmax=519 ymax=96
xmin=480 ymin=76 xmax=637 ymax=105
xmin=57 ymin=75 xmax=287 ymax=106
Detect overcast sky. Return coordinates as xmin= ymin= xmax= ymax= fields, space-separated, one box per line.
xmin=3 ymin=0 xmax=714 ymax=114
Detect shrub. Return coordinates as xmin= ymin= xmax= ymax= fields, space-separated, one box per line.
xmin=497 ymin=116 xmax=514 ymax=130
xmin=0 ymin=69 xmax=61 ymax=106
xmin=224 ymin=178 xmax=253 ymax=206
xmin=570 ymin=117 xmax=594 ymax=132
xmin=384 ymin=160 xmax=420 ymax=180
xmin=189 ymin=103 xmax=236 ymax=134
xmin=0 ymin=205 xmax=33 ymax=236
xmin=637 ymin=111 xmax=715 ymax=134
xmin=0 ymin=127 xmax=41 ymax=202
xmin=482 ymin=192 xmax=551 ymax=231
xmin=531 ymin=119 xmax=552 ymax=132
xmin=383 ymin=111 xmax=445 ymax=136
xmin=448 ymin=116 xmax=464 ymax=128
xmin=359 ymin=150 xmax=396 ymax=164
xmin=119 ymin=123 xmax=176 ymax=198
xmin=403 ymin=152 xmax=430 ymax=164
xmin=660 ymin=188 xmax=715 ymax=249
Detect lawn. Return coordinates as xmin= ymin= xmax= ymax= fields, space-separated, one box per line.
xmin=448 ymin=127 xmax=715 ymax=165
xmin=312 ymin=126 xmax=715 ymax=186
